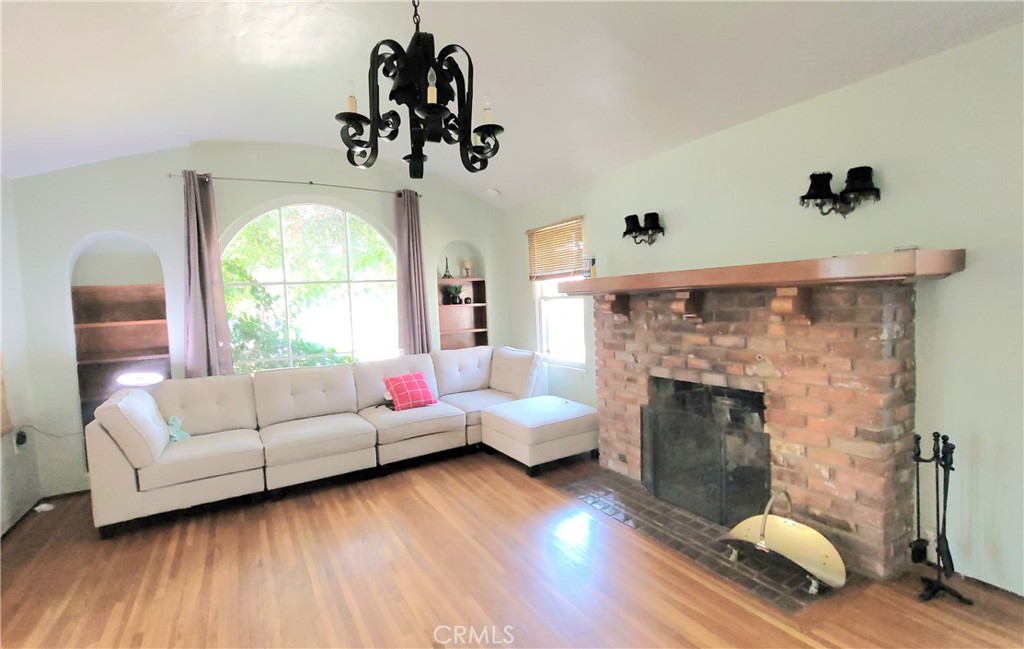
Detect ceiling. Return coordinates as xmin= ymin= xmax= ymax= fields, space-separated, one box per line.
xmin=2 ymin=2 xmax=1021 ymax=209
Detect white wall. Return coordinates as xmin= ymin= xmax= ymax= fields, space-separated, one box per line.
xmin=1 ymin=176 xmax=43 ymax=533
xmin=494 ymin=26 xmax=1024 ymax=594
xmin=7 ymin=141 xmax=504 ymax=498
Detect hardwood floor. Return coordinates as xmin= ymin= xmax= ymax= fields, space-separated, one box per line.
xmin=2 ymin=452 xmax=1021 ymax=648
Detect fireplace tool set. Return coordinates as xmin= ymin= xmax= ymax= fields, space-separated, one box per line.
xmin=911 ymin=432 xmax=972 ymax=605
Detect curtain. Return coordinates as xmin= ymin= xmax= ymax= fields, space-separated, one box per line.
xmin=396 ymin=189 xmax=431 ymax=354
xmin=183 ymin=170 xmax=233 ymax=377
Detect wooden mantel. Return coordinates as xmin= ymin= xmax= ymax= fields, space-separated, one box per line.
xmin=559 ymin=249 xmax=965 ymax=296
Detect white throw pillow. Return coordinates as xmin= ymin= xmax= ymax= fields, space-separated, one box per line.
xmin=95 ymin=389 xmax=170 ymax=468
xmin=490 ymin=347 xmax=542 ymax=399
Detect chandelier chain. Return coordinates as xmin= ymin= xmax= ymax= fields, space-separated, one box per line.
xmin=411 ymin=0 xmax=420 ymax=32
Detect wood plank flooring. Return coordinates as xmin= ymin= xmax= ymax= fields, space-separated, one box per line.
xmin=2 ymin=452 xmax=1022 ymax=648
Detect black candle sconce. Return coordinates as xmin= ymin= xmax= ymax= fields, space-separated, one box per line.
xmin=623 ymin=212 xmax=665 ymax=245
xmin=800 ymin=166 xmax=881 ymax=218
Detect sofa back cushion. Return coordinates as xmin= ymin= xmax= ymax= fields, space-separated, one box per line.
xmin=253 ymin=364 xmax=358 ymax=428
xmin=353 ymin=354 xmax=438 ymax=410
xmin=151 ymin=374 xmax=257 ymax=435
xmin=490 ymin=347 xmax=544 ymax=399
xmin=95 ymin=389 xmax=169 ymax=468
xmin=431 ymin=346 xmax=493 ymax=397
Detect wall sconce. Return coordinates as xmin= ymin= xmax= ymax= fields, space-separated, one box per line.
xmin=623 ymin=212 xmax=665 ymax=245
xmin=800 ymin=166 xmax=881 ymax=218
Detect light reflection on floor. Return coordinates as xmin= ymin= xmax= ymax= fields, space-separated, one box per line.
xmin=551 ymin=510 xmax=595 ymax=565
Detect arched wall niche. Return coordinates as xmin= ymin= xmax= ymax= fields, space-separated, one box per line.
xmin=71 ymin=232 xmax=165 ymax=286
xmin=69 ymin=233 xmax=169 ymax=426
xmin=437 ymin=240 xmax=485 ymax=279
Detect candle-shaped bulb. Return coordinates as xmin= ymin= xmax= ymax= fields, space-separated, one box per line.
xmin=426 ymin=67 xmax=438 ymax=104
xmin=346 ymin=80 xmax=357 ymax=113
xmin=482 ymin=95 xmax=493 ymax=124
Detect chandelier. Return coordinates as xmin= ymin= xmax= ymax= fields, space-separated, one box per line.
xmin=335 ymin=0 xmax=504 ymax=179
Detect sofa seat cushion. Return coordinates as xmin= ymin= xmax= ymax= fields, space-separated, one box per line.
xmin=440 ymin=389 xmax=517 ymax=426
xmin=359 ymin=402 xmax=466 ymax=445
xmin=137 ymin=429 xmax=264 ymax=491
xmin=259 ymin=413 xmax=376 ymax=467
xmin=481 ymin=396 xmax=598 ymax=445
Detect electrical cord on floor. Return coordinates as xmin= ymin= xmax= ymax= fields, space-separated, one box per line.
xmin=19 ymin=424 xmax=82 ymax=439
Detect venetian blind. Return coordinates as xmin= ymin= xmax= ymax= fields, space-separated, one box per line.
xmin=527 ymin=216 xmax=584 ymax=280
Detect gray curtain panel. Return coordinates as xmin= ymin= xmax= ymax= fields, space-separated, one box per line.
xmin=183 ymin=170 xmax=233 ymax=377
xmin=396 ymin=189 xmax=431 ymax=354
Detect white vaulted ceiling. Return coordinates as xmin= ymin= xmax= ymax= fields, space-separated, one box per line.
xmin=2 ymin=2 xmax=1021 ymax=208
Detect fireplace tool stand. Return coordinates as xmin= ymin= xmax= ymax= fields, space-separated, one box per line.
xmin=911 ymin=432 xmax=973 ymax=605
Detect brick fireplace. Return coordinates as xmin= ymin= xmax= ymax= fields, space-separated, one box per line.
xmin=562 ymin=250 xmax=965 ymax=580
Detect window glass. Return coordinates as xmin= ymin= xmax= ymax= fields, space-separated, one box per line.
xmin=223 ymin=204 xmax=398 ymax=371
xmin=536 ymin=277 xmax=585 ymax=365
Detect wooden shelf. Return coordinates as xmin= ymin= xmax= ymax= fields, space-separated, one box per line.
xmin=72 ymin=284 xmax=170 ymax=425
xmin=559 ymin=249 xmax=966 ymax=296
xmin=438 ymin=277 xmax=488 ymax=350
xmin=77 ymin=349 xmax=170 ymax=366
xmin=75 ymin=319 xmax=167 ymax=330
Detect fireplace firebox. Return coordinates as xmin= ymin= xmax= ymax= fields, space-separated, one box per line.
xmin=642 ymin=378 xmax=769 ymax=527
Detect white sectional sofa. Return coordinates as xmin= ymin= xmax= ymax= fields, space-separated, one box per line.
xmin=85 ymin=346 xmax=548 ymax=533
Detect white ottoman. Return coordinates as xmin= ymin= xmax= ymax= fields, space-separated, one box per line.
xmin=481 ymin=395 xmax=599 ymax=476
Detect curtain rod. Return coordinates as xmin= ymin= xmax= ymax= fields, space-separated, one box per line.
xmin=166 ymin=173 xmax=421 ymax=197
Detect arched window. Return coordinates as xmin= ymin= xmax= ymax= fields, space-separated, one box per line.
xmin=222 ymin=204 xmax=398 ymax=373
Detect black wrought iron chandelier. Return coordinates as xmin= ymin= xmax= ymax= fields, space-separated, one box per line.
xmin=335 ymin=0 xmax=504 ymax=179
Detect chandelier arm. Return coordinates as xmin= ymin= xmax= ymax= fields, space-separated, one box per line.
xmin=437 ymin=44 xmax=487 ymax=173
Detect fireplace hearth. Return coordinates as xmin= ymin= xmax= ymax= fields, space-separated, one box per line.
xmin=641 ymin=378 xmax=769 ymax=527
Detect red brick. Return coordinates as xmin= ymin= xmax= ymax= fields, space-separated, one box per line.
xmin=765 ymin=409 xmax=807 ymax=427
xmin=783 ymin=367 xmax=830 ymax=385
xmin=808 ymin=476 xmax=857 ymax=500
xmin=712 ymin=334 xmax=746 ymax=348
xmin=788 ymin=338 xmax=830 ymax=353
xmin=686 ymin=357 xmax=712 ymax=370
xmin=807 ymin=446 xmax=853 ymax=468
xmin=830 ymin=373 xmax=894 ymax=391
xmin=807 ymin=417 xmax=857 ymax=438
xmin=748 ymin=336 xmax=788 ymax=352
xmin=807 ymin=324 xmax=857 ymax=340
xmin=807 ymin=385 xmax=858 ymax=404
xmin=855 ymin=358 xmax=907 ymax=376
xmin=671 ymin=369 xmax=701 ymax=383
xmin=700 ymin=372 xmax=728 ymax=387
xmin=725 ymin=349 xmax=762 ymax=364
xmin=787 ymin=397 xmax=831 ymax=417
xmin=831 ymin=438 xmax=895 ymax=461
xmin=680 ymin=333 xmax=711 ymax=346
xmin=780 ymin=426 xmax=830 ymax=448
xmin=726 ymin=376 xmax=765 ymax=392
xmin=763 ymin=379 xmax=808 ymax=397
xmin=765 ymin=352 xmax=805 ymax=368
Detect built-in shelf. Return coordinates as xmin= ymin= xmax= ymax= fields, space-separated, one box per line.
xmin=72 ymin=284 xmax=171 ymax=425
xmin=438 ymin=277 xmax=488 ymax=350
xmin=74 ymin=319 xmax=167 ymax=329
xmin=77 ymin=350 xmax=171 ymax=366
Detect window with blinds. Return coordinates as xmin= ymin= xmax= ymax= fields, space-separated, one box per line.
xmin=526 ymin=216 xmax=584 ymax=280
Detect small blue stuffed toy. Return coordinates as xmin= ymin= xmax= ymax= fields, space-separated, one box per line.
xmin=167 ymin=416 xmax=191 ymax=442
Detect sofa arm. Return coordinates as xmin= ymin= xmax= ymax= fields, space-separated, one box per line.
xmin=530 ymin=360 xmax=549 ymax=397
xmin=85 ymin=420 xmax=143 ymax=527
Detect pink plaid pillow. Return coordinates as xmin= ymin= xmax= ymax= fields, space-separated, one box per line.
xmin=383 ymin=372 xmax=437 ymax=411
